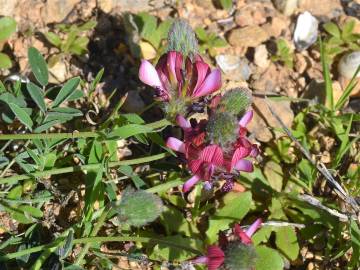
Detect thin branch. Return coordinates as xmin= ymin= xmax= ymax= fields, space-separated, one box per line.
xmin=297 ymin=194 xmax=354 ymax=222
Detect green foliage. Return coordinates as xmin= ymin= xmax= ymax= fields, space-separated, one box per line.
xmin=271 ymin=38 xmax=294 ymax=68
xmin=219 ymin=0 xmax=233 ymax=10
xmin=195 ymin=27 xmax=227 ymax=57
xmin=136 ymin=12 xmax=172 ymax=50
xmin=255 ymin=246 xmax=284 ymax=270
xmin=323 ymin=19 xmax=360 ymax=62
xmin=44 ymin=20 xmax=97 ymax=66
xmin=206 ymin=192 xmax=252 ymax=243
xmin=0 ymin=17 xmax=17 ymax=69
xmin=115 ymin=187 xmax=164 ymax=227
xmin=275 ymin=227 xmax=299 ymax=260
xmin=224 ymin=242 xmax=257 ymax=270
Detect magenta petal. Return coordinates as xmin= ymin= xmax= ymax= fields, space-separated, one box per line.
xmin=192 ymin=256 xmax=209 ymax=265
xmin=207 ymin=246 xmax=225 ymax=270
xmin=139 ymin=60 xmax=163 ymax=89
xmin=231 ymin=146 xmax=251 ymax=170
xmin=200 ymin=145 xmax=223 ymax=166
xmin=193 ymin=61 xmax=210 ymax=93
xmin=245 ymin=218 xmax=262 ymax=237
xmin=239 ymin=110 xmax=253 ymax=127
xmin=234 ymin=224 xmax=252 ymax=245
xmin=234 ymin=159 xmax=254 ymax=172
xmin=176 ymin=115 xmax=191 ymax=130
xmin=166 ymin=137 xmax=185 ymax=153
xmin=192 ymin=69 xmax=222 ymax=98
xmin=183 ymin=174 xmax=201 ymax=192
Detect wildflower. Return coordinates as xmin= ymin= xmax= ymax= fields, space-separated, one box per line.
xmin=139 ymin=51 xmax=221 ymax=103
xmin=192 ymin=219 xmax=262 ymax=270
xmin=192 ymin=245 xmax=225 ymax=270
xmin=233 ymin=218 xmax=262 ymax=245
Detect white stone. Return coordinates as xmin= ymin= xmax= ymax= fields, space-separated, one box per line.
xmin=293 ymin=11 xmax=318 ymax=51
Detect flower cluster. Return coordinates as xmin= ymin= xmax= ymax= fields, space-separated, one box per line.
xmin=138 ymin=20 xmax=258 ymax=193
xmin=166 ymin=109 xmax=258 ymax=192
xmin=192 ymin=219 xmax=262 ymax=270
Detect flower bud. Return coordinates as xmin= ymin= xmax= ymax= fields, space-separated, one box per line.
xmin=218 ymin=88 xmax=252 ymax=116
xmin=167 ymin=20 xmax=198 ymax=59
xmin=224 ymin=242 xmax=257 ymax=270
xmin=115 ymin=187 xmax=164 ymax=227
xmin=207 ymin=111 xmax=239 ymax=147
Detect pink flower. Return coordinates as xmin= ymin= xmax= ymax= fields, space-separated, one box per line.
xmin=192 ymin=245 xmax=225 ymax=270
xmin=233 ymin=218 xmax=262 ymax=245
xmin=139 ymin=51 xmax=221 ymax=101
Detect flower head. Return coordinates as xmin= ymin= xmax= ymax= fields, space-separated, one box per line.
xmin=139 ymin=51 xmax=221 ymax=104
xmin=192 ymin=245 xmax=225 ymax=270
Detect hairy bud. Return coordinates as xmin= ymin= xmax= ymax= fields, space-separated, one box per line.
xmin=116 ymin=188 xmax=164 ymax=227
xmin=207 ymin=111 xmax=239 ymax=147
xmin=218 ymin=88 xmax=252 ymax=115
xmin=224 ymin=242 xmax=257 ymax=270
xmin=167 ymin=20 xmax=198 ymax=59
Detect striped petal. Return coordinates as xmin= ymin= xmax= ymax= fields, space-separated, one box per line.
xmin=183 ymin=174 xmax=201 ymax=192
xmin=207 ymin=245 xmax=225 ymax=270
xmin=230 ymin=146 xmax=251 ymax=171
xmin=192 ymin=69 xmax=222 ymax=98
xmin=234 ymin=159 xmax=254 ymax=172
xmin=139 ymin=60 xmax=163 ymax=89
xmin=200 ymin=145 xmax=223 ymax=166
xmin=166 ymin=137 xmax=185 ymax=153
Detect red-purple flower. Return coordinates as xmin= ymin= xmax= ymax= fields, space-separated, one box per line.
xmin=192 ymin=219 xmax=262 ymax=270
xmin=192 ymin=245 xmax=225 ymax=270
xmin=139 ymin=51 xmax=221 ymax=102
xmin=233 ymin=218 xmax=262 ymax=245
xmin=166 ymin=111 xmax=258 ymax=192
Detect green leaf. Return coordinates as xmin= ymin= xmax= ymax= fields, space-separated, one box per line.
xmin=275 ymin=227 xmax=299 ymax=260
xmin=206 ymin=191 xmax=252 ymax=243
xmin=341 ymin=20 xmax=355 ymax=39
xmin=255 ymin=246 xmax=284 ymax=270
xmin=350 ymin=220 xmax=360 ymax=267
xmin=77 ymin=20 xmax=97 ymax=31
xmin=195 ymin=27 xmax=208 ymax=41
xmin=319 ymin=38 xmax=333 ymax=110
xmin=8 ymin=103 xmax=33 ymax=130
xmin=89 ymin=68 xmax=104 ymax=94
xmin=323 ymin=22 xmax=341 ymax=38
xmin=28 ymin=47 xmax=49 ymax=86
xmin=18 ymin=205 xmax=43 ymax=218
xmin=220 ymin=0 xmax=233 ymax=10
xmin=0 ymin=52 xmax=12 ymax=69
xmin=0 ymin=17 xmax=17 ymax=42
xmin=107 ymin=124 xmax=153 ymax=139
xmin=27 ymin=82 xmax=46 ymax=113
xmin=264 ymin=161 xmax=283 ymax=192
xmin=52 ymin=77 xmax=80 ymax=107
xmin=44 ymin=32 xmax=62 ymax=47
xmin=34 ymin=120 xmax=62 ymax=133
xmin=7 ymin=185 xmax=23 ymax=200
xmin=252 ymin=226 xmax=275 ymax=246
xmin=149 ymin=235 xmax=203 ymax=261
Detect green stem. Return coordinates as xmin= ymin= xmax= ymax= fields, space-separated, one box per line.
xmin=0 ymin=153 xmax=168 ymax=185
xmin=75 ymin=207 xmax=110 ymax=265
xmin=146 ymin=179 xmax=184 ymax=194
xmin=0 ymin=119 xmax=169 ymax=141
xmin=0 ymin=236 xmax=202 ymax=261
